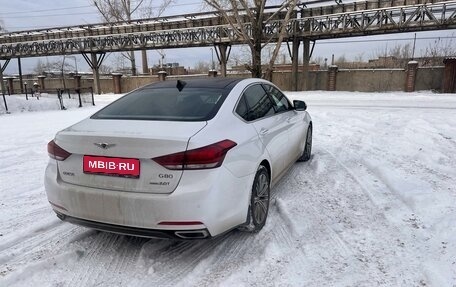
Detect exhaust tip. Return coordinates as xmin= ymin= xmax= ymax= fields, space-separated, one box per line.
xmin=174 ymin=230 xmax=209 ymax=239
xmin=55 ymin=212 xmax=66 ymax=221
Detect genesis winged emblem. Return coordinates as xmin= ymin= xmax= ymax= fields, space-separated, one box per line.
xmin=94 ymin=142 xmax=116 ymax=149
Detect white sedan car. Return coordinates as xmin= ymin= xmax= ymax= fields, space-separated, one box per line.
xmin=45 ymin=78 xmax=312 ymax=239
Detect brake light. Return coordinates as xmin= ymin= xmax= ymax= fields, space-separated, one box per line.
xmin=47 ymin=140 xmax=72 ymax=161
xmin=153 ymin=140 xmax=237 ymax=170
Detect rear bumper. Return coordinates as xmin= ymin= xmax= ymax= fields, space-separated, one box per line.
xmin=55 ymin=211 xmax=210 ymax=239
xmin=45 ymin=160 xmax=253 ymax=237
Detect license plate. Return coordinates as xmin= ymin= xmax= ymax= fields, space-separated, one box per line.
xmin=83 ymin=155 xmax=140 ymax=178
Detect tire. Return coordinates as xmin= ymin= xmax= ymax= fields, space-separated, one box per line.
xmin=298 ymin=123 xmax=312 ymax=162
xmin=239 ymin=165 xmax=270 ymax=232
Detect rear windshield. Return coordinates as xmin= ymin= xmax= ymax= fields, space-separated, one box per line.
xmin=91 ymin=87 xmax=228 ymax=121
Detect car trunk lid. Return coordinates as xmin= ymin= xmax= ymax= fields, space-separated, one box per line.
xmin=55 ymin=118 xmax=206 ymax=194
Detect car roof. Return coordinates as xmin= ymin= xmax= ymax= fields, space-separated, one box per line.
xmin=143 ymin=77 xmax=243 ymax=89
xmin=142 ymin=78 xmax=244 ymax=90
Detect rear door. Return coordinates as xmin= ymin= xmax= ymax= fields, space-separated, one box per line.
xmin=263 ymin=84 xmax=305 ymax=164
xmin=238 ymin=84 xmax=290 ymax=180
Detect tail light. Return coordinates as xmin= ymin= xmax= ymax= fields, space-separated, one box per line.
xmin=47 ymin=140 xmax=71 ymax=161
xmin=153 ymin=140 xmax=237 ymax=170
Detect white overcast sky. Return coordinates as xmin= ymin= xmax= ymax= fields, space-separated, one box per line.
xmin=0 ymin=0 xmax=454 ymax=74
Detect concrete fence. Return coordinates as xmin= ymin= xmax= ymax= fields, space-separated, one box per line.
xmin=3 ymin=63 xmax=451 ymax=95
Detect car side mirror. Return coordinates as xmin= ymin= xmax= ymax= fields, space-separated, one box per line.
xmin=293 ymin=100 xmax=307 ymax=111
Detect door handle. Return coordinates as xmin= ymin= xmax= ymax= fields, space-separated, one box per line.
xmin=259 ymin=128 xmax=269 ymax=136
xmin=287 ymin=117 xmax=298 ymax=124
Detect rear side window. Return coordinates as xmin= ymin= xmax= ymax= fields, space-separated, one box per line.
xmin=235 ymin=96 xmax=249 ymax=121
xmin=92 ymin=88 xmax=226 ymax=121
xmin=236 ymin=84 xmax=275 ymax=121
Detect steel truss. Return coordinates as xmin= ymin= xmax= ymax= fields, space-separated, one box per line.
xmin=300 ymin=0 xmax=456 ymax=38
xmin=0 ymin=0 xmax=455 ymax=59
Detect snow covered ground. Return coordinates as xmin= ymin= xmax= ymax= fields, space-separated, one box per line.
xmin=0 ymin=91 xmax=455 ymax=286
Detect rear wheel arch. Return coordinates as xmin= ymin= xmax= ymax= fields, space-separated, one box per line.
xmin=260 ymin=160 xmax=271 ymax=184
xmin=239 ymin=162 xmax=271 ymax=232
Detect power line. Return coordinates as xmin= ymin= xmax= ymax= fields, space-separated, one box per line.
xmin=317 ymin=36 xmax=456 ymax=44
xmin=0 ymin=1 xmax=202 ymax=18
xmin=1 ymin=12 xmax=97 ymax=19
xmin=0 ymin=5 xmax=93 ymax=15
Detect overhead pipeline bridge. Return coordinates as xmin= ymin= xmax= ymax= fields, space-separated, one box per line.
xmin=0 ymin=0 xmax=455 ymax=92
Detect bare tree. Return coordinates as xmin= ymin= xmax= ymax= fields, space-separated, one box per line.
xmin=99 ymin=64 xmax=113 ymax=74
xmin=192 ymin=61 xmax=212 ymax=74
xmin=0 ymin=19 xmax=5 ymax=32
xmin=335 ymin=54 xmax=347 ymax=66
xmin=112 ymin=53 xmax=128 ymax=72
xmin=310 ymin=56 xmax=325 ymax=67
xmin=92 ymin=0 xmax=173 ymax=75
xmin=59 ymin=56 xmax=73 ymax=90
xmin=33 ymin=57 xmax=75 ymax=90
xmin=228 ymin=46 xmax=253 ymax=71
xmin=33 ymin=58 xmax=73 ymax=75
xmin=422 ymin=36 xmax=456 ymax=66
xmin=0 ymin=19 xmax=5 ymax=95
xmin=33 ymin=59 xmax=48 ymax=75
xmin=389 ymin=43 xmax=412 ymax=59
xmin=204 ymin=0 xmax=298 ymax=80
xmin=370 ymin=40 xmax=455 ymax=68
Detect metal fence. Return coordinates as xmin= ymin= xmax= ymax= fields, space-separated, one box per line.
xmin=1 ymin=87 xmax=94 ymax=113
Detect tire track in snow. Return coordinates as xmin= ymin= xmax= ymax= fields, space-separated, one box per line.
xmin=132 ymin=172 xmax=314 ymax=287
xmin=101 ymin=235 xmax=148 ymax=286
xmin=139 ymin=236 xmax=230 ymax=286
xmin=312 ymin=108 xmax=451 ymax=285
xmin=1 ymin=250 xmax=83 ymax=287
xmin=323 ymin=148 xmax=408 ymax=213
xmin=312 ymin=148 xmax=426 ymax=284
xmin=322 ymin=145 xmax=431 ymax=233
xmin=174 ymin=234 xmax=248 ymax=286
xmin=197 ymin=231 xmax=249 ymax=269
xmin=69 ymin=233 xmax=151 ymax=287
xmin=0 ymin=217 xmax=63 ymax=252
xmin=273 ymin=159 xmax=358 ymax=264
xmin=273 ymin=199 xmax=299 ymax=245
xmin=139 ymin=198 xmax=306 ymax=286
xmin=5 ymin=186 xmax=45 ymax=200
xmin=0 ymin=223 xmax=79 ymax=281
xmin=67 ymin=232 xmax=126 ymax=286
xmin=321 ymin=148 xmax=440 ymax=284
xmin=0 ymin=204 xmax=49 ymax=234
xmin=0 ymin=223 xmax=77 ymax=265
xmin=47 ymin=231 xmax=137 ymax=287
xmin=179 ymin=209 xmax=305 ymax=286
xmin=266 ymin=146 xmax=424 ymax=285
xmin=185 ymin=165 xmax=327 ymax=286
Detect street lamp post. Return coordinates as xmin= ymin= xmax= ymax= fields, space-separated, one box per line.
xmin=24 ymin=82 xmax=28 ymax=100
xmin=210 ymin=48 xmax=215 ymax=70
xmin=74 ymin=57 xmax=78 ymax=75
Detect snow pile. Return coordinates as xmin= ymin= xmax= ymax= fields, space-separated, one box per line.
xmin=0 ymin=91 xmax=455 ymax=286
